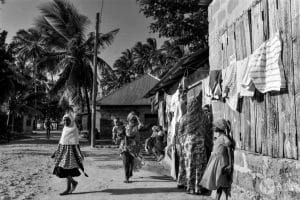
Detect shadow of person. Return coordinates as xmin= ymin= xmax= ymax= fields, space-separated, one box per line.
xmin=101 ymin=187 xmax=180 ymax=195
xmin=69 ymin=190 xmax=103 ymax=195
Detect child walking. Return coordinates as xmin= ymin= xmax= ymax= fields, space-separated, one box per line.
xmin=200 ymin=119 xmax=234 ymax=200
xmin=112 ymin=117 xmax=125 ymax=145
xmin=52 ymin=112 xmax=87 ymax=195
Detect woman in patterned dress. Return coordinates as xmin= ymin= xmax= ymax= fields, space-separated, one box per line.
xmin=119 ymin=111 xmax=143 ymax=183
xmin=52 ymin=113 xmax=86 ymax=195
xmin=184 ymin=93 xmax=211 ymax=194
xmin=175 ymin=112 xmax=187 ymax=189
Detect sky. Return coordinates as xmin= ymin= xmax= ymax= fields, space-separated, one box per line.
xmin=0 ymin=0 xmax=165 ymax=66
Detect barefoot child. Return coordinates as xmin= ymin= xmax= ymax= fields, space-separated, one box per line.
xmin=145 ymin=126 xmax=165 ymax=161
xmin=200 ymin=119 xmax=234 ymax=200
xmin=52 ymin=112 xmax=87 ymax=195
xmin=112 ymin=118 xmax=125 ymax=145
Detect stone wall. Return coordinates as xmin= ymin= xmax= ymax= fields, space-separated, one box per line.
xmin=231 ymin=150 xmax=300 ymax=200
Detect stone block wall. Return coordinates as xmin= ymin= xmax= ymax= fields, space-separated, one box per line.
xmin=231 ymin=150 xmax=300 ymax=200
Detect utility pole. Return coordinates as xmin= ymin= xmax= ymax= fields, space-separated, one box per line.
xmin=91 ymin=12 xmax=100 ymax=148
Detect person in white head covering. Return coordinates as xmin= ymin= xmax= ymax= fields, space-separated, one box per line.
xmin=52 ymin=112 xmax=86 ymax=195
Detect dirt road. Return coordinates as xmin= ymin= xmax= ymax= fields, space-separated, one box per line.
xmin=0 ymin=133 xmax=212 ymax=200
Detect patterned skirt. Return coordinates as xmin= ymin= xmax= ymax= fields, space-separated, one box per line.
xmin=119 ymin=137 xmax=141 ymax=157
xmin=176 ymin=135 xmax=187 ymax=186
xmin=184 ymin=135 xmax=207 ymax=193
xmin=53 ymin=144 xmax=84 ymax=178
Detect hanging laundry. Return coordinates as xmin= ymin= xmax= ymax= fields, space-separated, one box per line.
xmin=209 ymin=70 xmax=222 ymax=100
xmin=209 ymin=70 xmax=221 ymax=91
xmin=222 ymin=54 xmax=239 ymax=110
xmin=202 ymin=77 xmax=212 ymax=106
xmin=242 ymin=42 xmax=266 ymax=95
xmin=236 ymin=57 xmax=255 ymax=97
xmin=250 ymin=33 xmax=286 ymax=93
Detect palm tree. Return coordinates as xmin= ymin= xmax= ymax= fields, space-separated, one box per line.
xmin=10 ymin=28 xmax=48 ymax=129
xmin=114 ymin=49 xmax=135 ymax=84
xmin=35 ymin=0 xmax=119 ymax=138
xmin=0 ymin=30 xmax=15 ymax=104
xmin=157 ymin=40 xmax=184 ymax=77
xmin=133 ymin=38 xmax=161 ymax=74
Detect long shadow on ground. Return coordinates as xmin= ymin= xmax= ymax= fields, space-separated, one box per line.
xmin=101 ymin=187 xmax=180 ymax=195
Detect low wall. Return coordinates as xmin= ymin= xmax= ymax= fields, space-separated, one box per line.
xmin=231 ymin=150 xmax=300 ymax=200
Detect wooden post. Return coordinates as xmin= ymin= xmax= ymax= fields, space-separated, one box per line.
xmin=91 ymin=12 xmax=100 ymax=148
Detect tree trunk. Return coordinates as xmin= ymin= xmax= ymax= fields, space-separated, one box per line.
xmin=11 ymin=113 xmax=15 ymax=133
xmin=79 ymin=87 xmax=84 ymax=113
xmin=84 ymin=86 xmax=91 ymax=142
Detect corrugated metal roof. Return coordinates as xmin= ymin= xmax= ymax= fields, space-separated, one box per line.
xmin=97 ymin=74 xmax=160 ymax=106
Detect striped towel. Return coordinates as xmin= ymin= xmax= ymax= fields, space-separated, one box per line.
xmin=237 ymin=57 xmax=255 ymax=97
xmin=250 ymin=33 xmax=286 ymax=93
xmin=242 ymin=42 xmax=266 ymax=95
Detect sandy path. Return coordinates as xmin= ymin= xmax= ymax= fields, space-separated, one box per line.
xmin=0 ymin=133 xmax=213 ymax=200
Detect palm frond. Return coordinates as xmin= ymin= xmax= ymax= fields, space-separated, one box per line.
xmin=36 ymin=0 xmax=90 ymax=44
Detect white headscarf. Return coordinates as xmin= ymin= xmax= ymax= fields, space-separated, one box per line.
xmin=59 ymin=113 xmax=79 ymax=145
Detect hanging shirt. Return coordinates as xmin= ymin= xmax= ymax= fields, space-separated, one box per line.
xmin=222 ymin=55 xmax=238 ymax=110
xmin=250 ymin=33 xmax=286 ymax=93
xmin=236 ymin=57 xmax=255 ymax=97
xmin=241 ymin=42 xmax=266 ymax=95
xmin=209 ymin=70 xmax=222 ymax=100
xmin=202 ymin=77 xmax=212 ymax=106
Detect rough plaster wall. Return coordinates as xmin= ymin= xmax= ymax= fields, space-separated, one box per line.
xmin=208 ymin=0 xmax=255 ymax=70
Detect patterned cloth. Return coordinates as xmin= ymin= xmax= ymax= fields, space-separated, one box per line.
xmin=119 ymin=124 xmax=142 ymax=171
xmin=176 ymin=114 xmax=187 ymax=186
xmin=184 ymin=135 xmax=207 ymax=193
xmin=184 ymin=94 xmax=210 ymax=193
xmin=54 ymin=144 xmax=83 ymax=169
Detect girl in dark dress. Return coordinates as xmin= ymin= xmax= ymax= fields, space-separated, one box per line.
xmin=52 ymin=113 xmax=86 ymax=195
xmin=119 ymin=111 xmax=143 ymax=183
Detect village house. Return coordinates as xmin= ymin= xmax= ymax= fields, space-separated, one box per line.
xmin=144 ymin=48 xmax=209 ymax=172
xmin=96 ymin=73 xmax=159 ymax=138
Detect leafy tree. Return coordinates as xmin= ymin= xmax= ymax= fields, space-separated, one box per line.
xmin=0 ymin=30 xmax=15 ymax=104
xmin=137 ymin=0 xmax=208 ymax=52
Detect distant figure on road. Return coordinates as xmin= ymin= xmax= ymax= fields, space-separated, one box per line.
xmin=45 ymin=119 xmax=52 ymax=139
xmin=51 ymin=112 xmax=87 ymax=196
xmin=112 ymin=118 xmax=125 ymax=145
xmin=119 ymin=111 xmax=143 ymax=183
